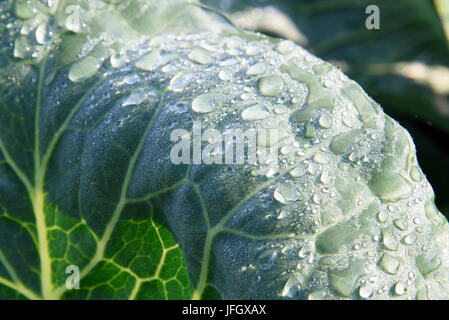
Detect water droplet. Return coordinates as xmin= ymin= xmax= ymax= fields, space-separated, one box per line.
xmin=359 ymin=285 xmax=373 ymax=299
xmin=169 ymin=72 xmax=193 ymax=91
xmin=121 ymin=74 xmax=139 ymax=85
xmin=274 ymin=105 xmax=288 ymax=114
xmin=290 ymin=166 xmax=305 ymax=178
xmin=246 ymin=45 xmax=262 ymax=56
xmin=168 ymin=102 xmax=187 ymax=114
xmin=218 ymin=70 xmax=233 ymax=81
xmin=219 ymin=58 xmax=237 ymax=66
xmin=192 ymin=93 xmax=215 ymax=113
xmin=68 ymin=56 xmax=100 ymax=82
xmin=274 ymin=183 xmax=301 ymax=204
xmin=257 ymin=249 xmax=278 ymax=271
xmin=313 ymin=153 xmax=329 ymax=164
xmin=410 ymin=166 xmax=422 ymax=182
xmin=379 ymin=254 xmax=400 ymax=274
xmin=122 ymin=92 xmax=146 ymax=107
xmin=276 ymin=40 xmax=295 ymax=54
xmin=298 ymin=244 xmax=311 ymax=258
xmin=382 ymin=229 xmax=398 ymax=251
xmin=135 ymin=50 xmax=178 ymax=71
xmin=241 ymin=104 xmax=271 ymax=122
xmin=258 ymin=75 xmax=284 ymax=96
xmin=393 ymin=218 xmax=408 ymax=231
xmin=281 ymin=274 xmax=302 ymax=298
xmin=188 ymin=48 xmax=213 ymax=65
xmin=403 ymin=233 xmax=416 ymax=245
xmin=318 ymin=114 xmax=332 ymax=129
xmin=394 ymin=282 xmax=406 ymax=295
xmin=13 ymin=37 xmax=28 ymax=59
xmin=320 ymin=171 xmax=332 ymax=185
xmin=110 ymin=54 xmax=128 ymax=68
xmin=35 ymin=23 xmax=47 ymax=44
xmin=247 ymin=62 xmax=266 ymax=75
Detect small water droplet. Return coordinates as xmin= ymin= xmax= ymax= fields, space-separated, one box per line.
xmin=122 ymin=91 xmax=145 ymax=106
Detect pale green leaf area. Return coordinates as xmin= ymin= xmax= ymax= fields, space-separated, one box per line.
xmin=0 ymin=0 xmax=448 ymax=300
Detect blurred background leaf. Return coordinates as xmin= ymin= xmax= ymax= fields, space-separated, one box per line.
xmin=203 ymin=0 xmax=449 ymax=215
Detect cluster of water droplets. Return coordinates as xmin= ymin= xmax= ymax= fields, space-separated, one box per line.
xmin=3 ymin=0 xmax=449 ymax=300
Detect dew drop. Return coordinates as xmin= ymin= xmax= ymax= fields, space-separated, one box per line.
xmin=68 ymin=56 xmax=100 ymax=82
xmin=169 ymin=72 xmax=193 ymax=91
xmin=313 ymin=153 xmax=329 ymax=164
xmin=121 ymin=74 xmax=139 ymax=85
xmin=359 ymin=285 xmax=373 ymax=299
xmin=276 ymin=40 xmax=295 ymax=54
xmin=35 ymin=23 xmax=47 ymax=44
xmin=218 ymin=70 xmax=233 ymax=81
xmin=247 ymin=62 xmax=266 ymax=75
xmin=122 ymin=91 xmax=145 ymax=107
xmin=318 ymin=113 xmax=332 ymax=129
xmin=403 ymin=233 xmax=416 ymax=245
xmin=192 ymin=93 xmax=215 ymax=113
xmin=410 ymin=167 xmax=422 ymax=182
xmin=258 ymin=75 xmax=284 ymax=96
xmin=394 ymin=281 xmax=406 ymax=296
xmin=13 ymin=37 xmax=28 ymax=59
xmin=320 ymin=171 xmax=332 ymax=185
xmin=281 ymin=274 xmax=302 ymax=298
xmin=135 ymin=50 xmax=178 ymax=71
xmin=274 ymin=183 xmax=301 ymax=204
xmin=290 ymin=166 xmax=305 ymax=178
xmin=298 ymin=244 xmax=311 ymax=258
xmin=188 ymin=48 xmax=213 ymax=65
xmin=241 ymin=104 xmax=271 ymax=122
xmin=257 ymin=249 xmax=278 ymax=271
xmin=246 ymin=45 xmax=262 ymax=56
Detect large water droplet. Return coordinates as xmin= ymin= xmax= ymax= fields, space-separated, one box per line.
xmin=192 ymin=93 xmax=215 ymax=113
xmin=241 ymin=104 xmax=271 ymax=122
xmin=169 ymin=72 xmax=193 ymax=91
xmin=258 ymin=75 xmax=284 ymax=96
xmin=274 ymin=183 xmax=301 ymax=204
xmin=135 ymin=50 xmax=178 ymax=71
xmin=257 ymin=249 xmax=278 ymax=271
xmin=281 ymin=274 xmax=302 ymax=298
xmin=358 ymin=285 xmax=373 ymax=299
xmin=313 ymin=153 xmax=329 ymax=164
xmin=290 ymin=166 xmax=305 ymax=178
xmin=247 ymin=62 xmax=266 ymax=75
xmin=318 ymin=113 xmax=332 ymax=128
xmin=188 ymin=48 xmax=213 ymax=65
xmin=35 ymin=23 xmax=48 ymax=44
xmin=68 ymin=56 xmax=100 ymax=82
